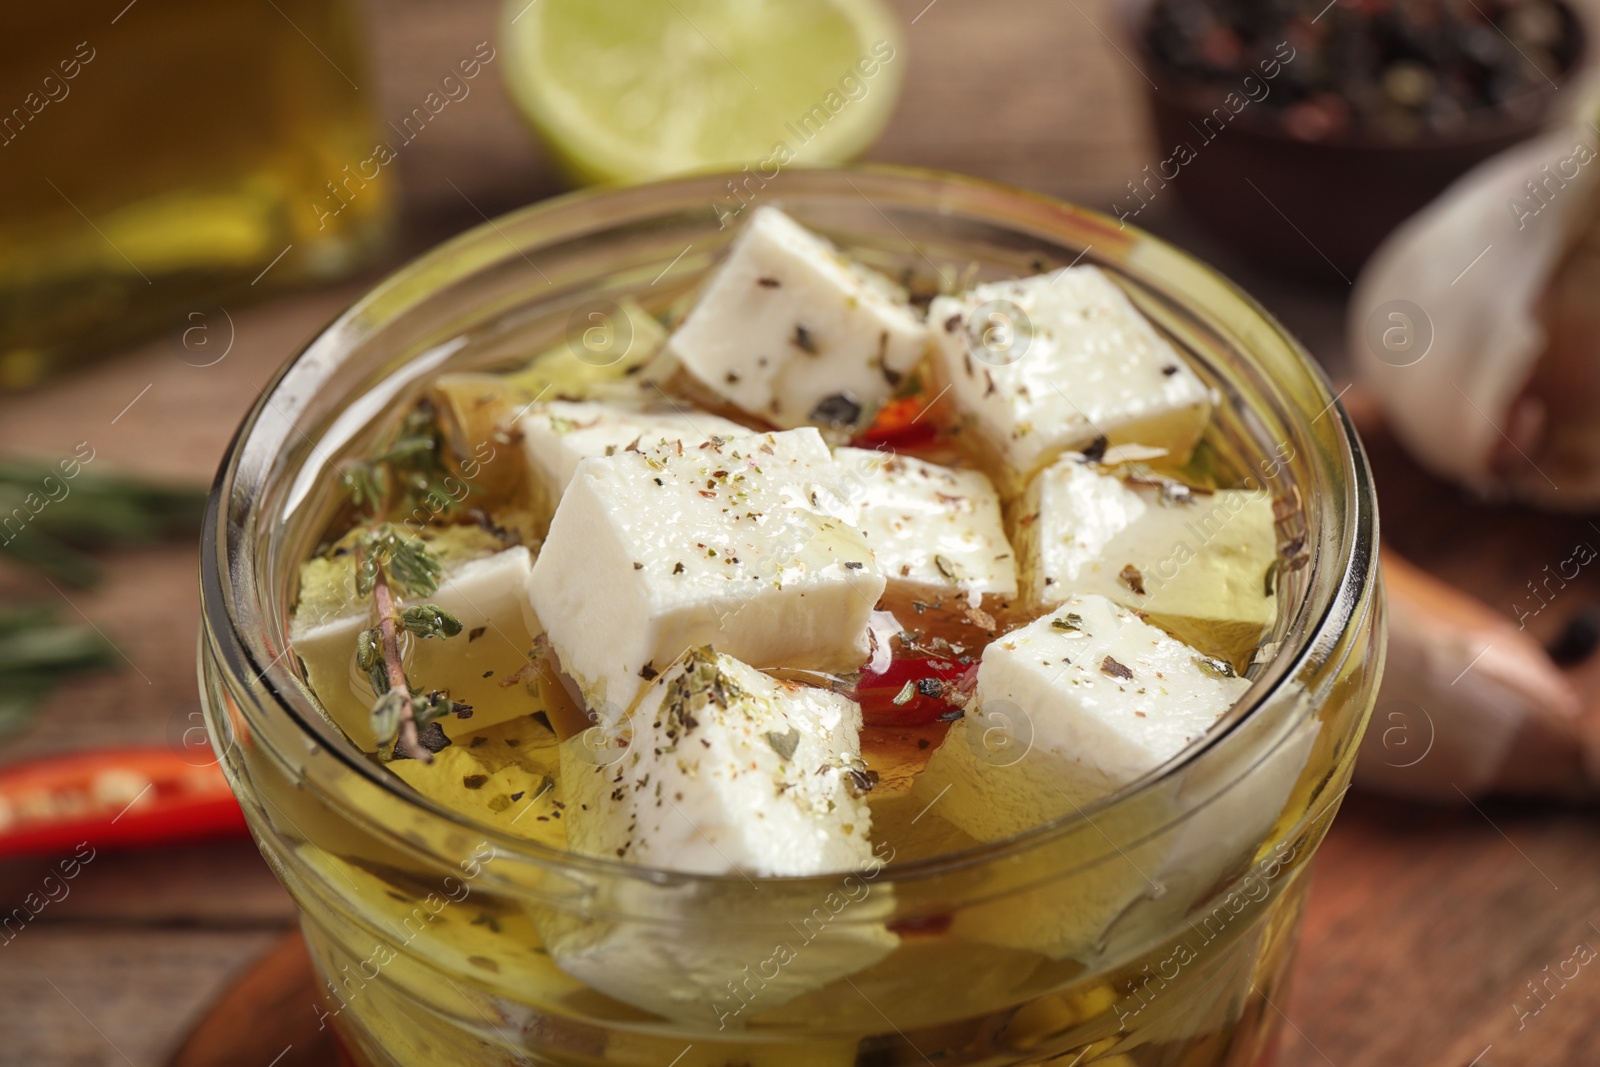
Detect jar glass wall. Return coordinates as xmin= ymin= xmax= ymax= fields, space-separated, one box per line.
xmin=199 ymin=167 xmax=1383 ymax=1067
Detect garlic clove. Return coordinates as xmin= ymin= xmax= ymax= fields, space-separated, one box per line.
xmin=1358 ymin=547 xmax=1586 ymax=801
xmin=1498 ymin=227 xmax=1600 ymax=504
xmin=1350 ymin=94 xmax=1600 ymax=506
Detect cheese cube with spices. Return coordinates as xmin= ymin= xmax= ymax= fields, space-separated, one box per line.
xmin=292 ymin=541 xmax=542 ymax=752
xmin=828 ymin=446 xmax=1016 ymax=605
xmin=666 ymin=207 xmax=929 ymax=433
xmin=520 ymin=399 xmax=747 ymax=524
xmin=917 ymin=593 xmax=1250 ymax=831
xmin=1015 ymin=455 xmax=1279 ymax=666
xmin=927 ymin=266 xmax=1212 ymax=488
xmin=914 ymin=594 xmax=1251 ymax=958
xmin=527 ymin=428 xmax=884 ymax=715
xmin=545 ymin=647 xmax=897 ymax=1023
xmin=560 ymin=647 xmax=877 ymax=874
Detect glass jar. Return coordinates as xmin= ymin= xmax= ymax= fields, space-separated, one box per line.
xmin=199 ymin=167 xmax=1383 ymax=1067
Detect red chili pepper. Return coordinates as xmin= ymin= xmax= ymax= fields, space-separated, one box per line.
xmin=853 ymin=655 xmax=974 ymax=727
xmin=0 ymin=748 xmax=247 ymax=858
xmin=852 ymin=395 xmax=938 ymax=450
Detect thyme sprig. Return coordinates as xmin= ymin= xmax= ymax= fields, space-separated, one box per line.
xmin=352 ymin=527 xmax=470 ymax=761
xmin=0 ymin=457 xmax=203 ymax=737
xmin=339 ymin=406 xmax=473 ymax=764
xmin=0 ymin=605 xmax=117 ymax=738
xmin=0 ymin=460 xmax=206 ymax=587
xmin=341 ymin=402 xmax=469 ymax=523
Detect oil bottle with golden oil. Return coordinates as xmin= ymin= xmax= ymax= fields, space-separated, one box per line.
xmin=0 ymin=0 xmax=394 ymax=389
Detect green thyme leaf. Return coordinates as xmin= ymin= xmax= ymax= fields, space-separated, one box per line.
xmin=401 ymin=604 xmax=463 ymax=640
xmin=370 ymin=689 xmax=409 ymax=756
xmin=1192 ymin=654 xmax=1237 ymax=680
xmin=339 ymin=400 xmax=476 ymax=523
xmin=763 ymin=727 xmax=801 ymax=762
xmin=356 ymin=523 xmax=444 ymax=598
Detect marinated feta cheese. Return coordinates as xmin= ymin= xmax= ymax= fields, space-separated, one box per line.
xmin=561 ymin=647 xmax=877 ymax=875
xmin=544 ymin=648 xmax=897 ymax=1022
xmin=520 ymin=399 xmax=747 ymax=526
xmin=292 ymin=544 xmax=543 ymax=752
xmin=537 ymin=869 xmax=898 ymax=1027
xmin=1096 ymin=702 xmax=1321 ymax=965
xmin=914 ymin=594 xmax=1251 ymax=957
xmin=527 ymin=428 xmax=885 ymax=714
xmin=917 ymin=594 xmax=1251 ymax=833
xmin=927 ymin=266 xmax=1212 ymax=487
xmin=1015 ymin=456 xmax=1278 ymax=666
xmin=666 ymin=207 xmax=929 ymax=432
xmin=829 ymin=446 xmax=1017 ymax=605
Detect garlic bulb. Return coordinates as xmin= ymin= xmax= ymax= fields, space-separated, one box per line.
xmin=1350 ymin=91 xmax=1600 ymax=508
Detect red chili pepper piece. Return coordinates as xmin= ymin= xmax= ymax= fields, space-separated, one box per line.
xmin=852 ymin=395 xmax=938 ymax=450
xmin=0 ymin=748 xmax=247 ymax=857
xmin=853 ymin=654 xmax=972 ymax=727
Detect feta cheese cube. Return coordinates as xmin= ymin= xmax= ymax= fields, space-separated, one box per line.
xmin=667 ymin=207 xmax=930 ymax=432
xmin=537 ymin=871 xmax=898 ymax=1027
xmin=543 ymin=648 xmax=897 ymax=1022
xmin=520 ymin=399 xmax=747 ymax=527
xmin=927 ymin=266 xmax=1212 ymax=487
xmin=913 ymin=594 xmax=1250 ymax=956
xmin=561 ymin=647 xmax=877 ymax=875
xmin=292 ymin=546 xmax=543 ymax=752
xmin=527 ymin=428 xmax=885 ymax=714
xmin=829 ymin=446 xmax=1017 ymax=605
xmin=1100 ymin=705 xmax=1320 ymax=961
xmin=920 ymin=594 xmax=1250 ymax=823
xmin=1015 ymin=456 xmax=1279 ymax=666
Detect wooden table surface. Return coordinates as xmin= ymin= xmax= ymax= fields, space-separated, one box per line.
xmin=3 ymin=1 xmax=1598 ymax=1064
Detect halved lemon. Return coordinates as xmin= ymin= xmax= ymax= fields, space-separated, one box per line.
xmin=501 ymin=0 xmax=906 ymax=185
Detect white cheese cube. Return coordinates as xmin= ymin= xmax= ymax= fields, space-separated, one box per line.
xmin=292 ymin=547 xmax=543 ymax=752
xmin=829 ymin=446 xmax=1017 ymax=604
xmin=520 ymin=399 xmax=747 ymax=525
xmin=527 ymin=428 xmax=885 ymax=714
xmin=1016 ymin=456 xmax=1278 ymax=665
xmin=537 ymin=873 xmax=898 ymax=1027
xmin=1099 ymin=706 xmax=1320 ymax=962
xmin=928 ymin=266 xmax=1212 ymax=487
xmin=561 ymin=647 xmax=876 ymax=875
xmin=667 ymin=207 xmax=930 ymax=432
xmin=921 ymin=594 xmax=1249 ymax=822
xmin=914 ymin=594 xmax=1250 ymax=957
xmin=544 ymin=648 xmax=896 ymax=1022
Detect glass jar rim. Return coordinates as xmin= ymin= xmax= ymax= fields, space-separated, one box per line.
xmin=200 ymin=163 xmax=1379 ymax=889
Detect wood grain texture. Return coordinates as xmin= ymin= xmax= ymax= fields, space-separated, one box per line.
xmin=3 ymin=0 xmax=1600 ymax=1064
xmin=1 ymin=928 xmax=286 ymax=1067
xmin=168 ymin=933 xmax=341 ymax=1067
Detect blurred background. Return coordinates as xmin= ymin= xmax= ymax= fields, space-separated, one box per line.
xmin=4 ymin=0 xmax=1600 ymax=1063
